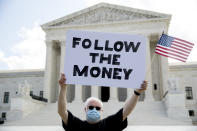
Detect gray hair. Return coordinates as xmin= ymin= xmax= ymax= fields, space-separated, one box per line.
xmin=85 ymin=97 xmax=103 ymax=108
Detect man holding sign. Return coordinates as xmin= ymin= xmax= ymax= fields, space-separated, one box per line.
xmin=58 ymin=74 xmax=147 ymax=131
xmin=58 ymin=30 xmax=148 ymax=131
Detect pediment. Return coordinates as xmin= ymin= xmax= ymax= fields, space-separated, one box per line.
xmin=42 ymin=3 xmax=171 ymax=29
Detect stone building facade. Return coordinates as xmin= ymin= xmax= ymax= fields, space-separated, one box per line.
xmin=169 ymin=63 xmax=197 ymax=123
xmin=41 ymin=2 xmax=171 ymax=103
xmin=0 ymin=70 xmax=44 ymax=120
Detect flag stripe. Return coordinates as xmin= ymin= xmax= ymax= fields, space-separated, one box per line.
xmin=156 ymin=45 xmax=189 ymax=57
xmin=172 ymin=43 xmax=192 ymax=51
xmin=174 ymin=37 xmax=194 ymax=46
xmin=172 ymin=40 xmax=193 ymax=48
xmin=155 ymin=48 xmax=187 ymax=60
xmin=155 ymin=51 xmax=186 ymax=62
xmin=170 ymin=46 xmax=190 ymax=54
xmin=156 ymin=50 xmax=186 ymax=62
xmin=172 ymin=41 xmax=193 ymax=50
xmin=157 ymin=50 xmax=187 ymax=62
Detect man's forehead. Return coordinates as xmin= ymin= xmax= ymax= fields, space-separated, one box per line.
xmin=87 ymin=100 xmax=101 ymax=106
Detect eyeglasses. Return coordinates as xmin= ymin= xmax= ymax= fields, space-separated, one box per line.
xmin=88 ymin=106 xmax=101 ymax=111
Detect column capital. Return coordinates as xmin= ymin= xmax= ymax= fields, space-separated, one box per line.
xmin=45 ymin=39 xmax=65 ymax=47
xmin=45 ymin=40 xmax=54 ymax=47
xmin=59 ymin=39 xmax=66 ymax=46
xmin=146 ymin=33 xmax=161 ymax=41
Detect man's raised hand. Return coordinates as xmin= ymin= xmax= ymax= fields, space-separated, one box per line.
xmin=135 ymin=80 xmax=147 ymax=94
xmin=59 ymin=73 xmax=66 ymax=88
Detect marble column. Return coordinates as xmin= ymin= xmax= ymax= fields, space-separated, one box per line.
xmin=60 ymin=40 xmax=66 ymax=74
xmin=54 ymin=40 xmax=65 ymax=101
xmin=91 ymin=86 xmax=99 ymax=98
xmin=43 ymin=40 xmax=56 ymax=103
xmin=144 ymin=36 xmax=154 ymax=101
xmin=73 ymin=85 xmax=83 ymax=102
xmin=109 ymin=87 xmax=118 ymax=102
xmin=160 ymin=56 xmax=169 ymax=96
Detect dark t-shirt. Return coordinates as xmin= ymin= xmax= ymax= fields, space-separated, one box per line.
xmin=62 ymin=108 xmax=128 ymax=131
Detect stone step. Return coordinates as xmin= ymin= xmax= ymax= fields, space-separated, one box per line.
xmin=4 ymin=101 xmax=192 ymax=126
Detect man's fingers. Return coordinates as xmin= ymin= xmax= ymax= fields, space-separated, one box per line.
xmin=140 ymin=81 xmax=147 ymax=90
xmin=59 ymin=81 xmax=63 ymax=85
xmin=60 ymin=79 xmax=66 ymax=84
xmin=60 ymin=73 xmax=66 ymax=80
xmin=136 ymin=81 xmax=148 ymax=93
xmin=60 ymin=73 xmax=66 ymax=79
xmin=59 ymin=73 xmax=67 ymax=88
xmin=59 ymin=80 xmax=63 ymax=84
xmin=61 ymin=73 xmax=65 ymax=76
xmin=59 ymin=79 xmax=65 ymax=84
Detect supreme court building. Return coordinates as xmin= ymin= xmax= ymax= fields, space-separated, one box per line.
xmin=0 ymin=3 xmax=197 ymax=125
xmin=41 ymin=2 xmax=170 ymax=103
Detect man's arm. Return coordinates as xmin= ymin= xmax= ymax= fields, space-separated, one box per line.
xmin=58 ymin=73 xmax=68 ymax=125
xmin=122 ymin=81 xmax=147 ymax=121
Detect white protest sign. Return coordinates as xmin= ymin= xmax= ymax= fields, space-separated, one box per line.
xmin=64 ymin=30 xmax=146 ymax=88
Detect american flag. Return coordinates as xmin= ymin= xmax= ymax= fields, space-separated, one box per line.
xmin=155 ymin=34 xmax=194 ymax=62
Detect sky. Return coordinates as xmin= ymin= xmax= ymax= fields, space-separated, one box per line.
xmin=0 ymin=0 xmax=197 ymax=70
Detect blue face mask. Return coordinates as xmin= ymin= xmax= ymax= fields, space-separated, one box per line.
xmin=86 ymin=108 xmax=100 ymax=123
